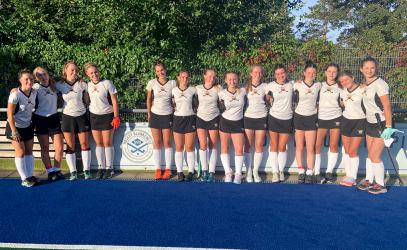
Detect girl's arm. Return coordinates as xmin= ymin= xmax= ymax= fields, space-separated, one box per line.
xmin=7 ymin=103 xmax=20 ymax=142
xmin=146 ymin=90 xmax=152 ymax=121
xmin=380 ymin=95 xmax=392 ymax=128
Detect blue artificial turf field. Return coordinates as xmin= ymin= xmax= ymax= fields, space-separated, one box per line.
xmin=0 ymin=179 xmax=406 ymax=249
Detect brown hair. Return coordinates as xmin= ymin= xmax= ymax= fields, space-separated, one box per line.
xmin=18 ymin=68 xmax=32 ymax=80
xmin=324 ymin=63 xmax=341 ymax=86
xmin=33 ymin=67 xmax=56 ymax=92
xmin=338 ymin=70 xmax=354 ymax=79
xmin=246 ymin=65 xmax=263 ymax=93
xmin=176 ymin=69 xmax=189 ymax=87
xmin=154 ymin=61 xmax=167 ymax=70
xmin=224 ymin=71 xmax=240 ymax=93
xmin=203 ymin=68 xmax=218 ymax=86
xmin=61 ymin=60 xmax=79 ymax=82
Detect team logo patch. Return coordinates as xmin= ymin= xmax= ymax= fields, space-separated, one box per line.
xmin=192 ymin=125 xmax=196 ymax=129
xmin=122 ymin=130 xmax=153 ymax=163
xmin=214 ymin=123 xmax=218 ymax=128
xmin=335 ymin=121 xmax=340 ymax=126
xmin=358 ymin=130 xmax=363 ymax=135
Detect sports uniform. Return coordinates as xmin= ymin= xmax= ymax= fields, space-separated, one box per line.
xmin=6 ymin=88 xmax=37 ymax=185
xmin=267 ymin=81 xmax=294 ymax=133
xmin=146 ymin=79 xmax=176 ymax=129
xmin=244 ymin=83 xmax=268 ymax=130
xmin=293 ymin=81 xmax=322 ymax=130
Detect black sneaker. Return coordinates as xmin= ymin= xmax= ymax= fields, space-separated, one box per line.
xmin=97 ymin=169 xmax=105 ymax=179
xmin=313 ymin=174 xmax=323 ymax=184
xmin=298 ymin=173 xmax=306 ymax=184
xmin=177 ymin=172 xmax=185 ymax=182
xmin=54 ymin=170 xmax=65 ymax=180
xmin=324 ymin=172 xmax=334 ymax=184
xmin=185 ymin=172 xmax=194 ymax=182
xmin=48 ymin=171 xmax=56 ymax=181
xmin=29 ymin=176 xmax=41 ymax=185
xmin=305 ymin=174 xmax=313 ymax=184
xmin=104 ymin=169 xmax=113 ymax=179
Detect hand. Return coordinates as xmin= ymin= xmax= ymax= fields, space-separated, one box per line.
xmin=11 ymin=131 xmax=21 ymax=143
xmin=380 ymin=127 xmax=404 ymax=140
xmin=10 ymin=88 xmax=18 ymax=93
xmin=111 ymin=116 xmax=121 ymax=130
xmin=147 ymin=112 xmax=151 ymax=122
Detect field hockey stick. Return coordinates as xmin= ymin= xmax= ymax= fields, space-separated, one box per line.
xmin=375 ymin=113 xmax=404 ymax=186
xmin=196 ymin=147 xmax=202 ymax=178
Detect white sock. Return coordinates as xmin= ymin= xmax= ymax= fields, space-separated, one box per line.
xmin=306 ymin=169 xmax=313 ymax=175
xmin=187 ymin=151 xmax=195 ymax=173
xmin=350 ymin=156 xmax=359 ymax=179
xmin=278 ymin=151 xmax=287 ymax=172
xmin=165 ymin=148 xmax=172 ymax=170
xmin=81 ymin=149 xmax=91 ymax=171
xmin=326 ymin=151 xmax=338 ymax=173
xmin=175 ymin=151 xmax=183 ymax=173
xmin=314 ymin=154 xmax=321 ymax=175
xmin=343 ymin=153 xmax=350 ymax=177
xmin=66 ymin=153 xmax=77 ymax=173
xmin=235 ymin=155 xmax=244 ymax=175
xmin=373 ymin=162 xmax=385 ymax=186
xmin=220 ymin=154 xmax=232 ymax=174
xmin=253 ymin=152 xmax=263 ymax=173
xmin=298 ymin=167 xmax=305 ymax=174
xmin=199 ymin=149 xmax=208 ymax=171
xmin=153 ymin=149 xmax=161 ymax=170
xmin=366 ymin=158 xmax=373 ymax=183
xmin=95 ymin=146 xmax=106 ymax=169
xmin=105 ymin=147 xmax=114 ymax=169
xmin=244 ymin=152 xmax=252 ymax=171
xmin=270 ymin=152 xmax=278 ymax=173
xmin=15 ymin=157 xmax=27 ymax=180
xmin=209 ymin=148 xmax=217 ymax=173
xmin=24 ymin=155 xmax=34 ymax=177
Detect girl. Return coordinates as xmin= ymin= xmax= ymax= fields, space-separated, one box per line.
xmin=359 ymin=57 xmax=397 ymax=194
xmin=243 ymin=65 xmax=268 ymax=183
xmin=267 ymin=64 xmax=294 ymax=183
xmin=85 ymin=63 xmax=120 ymax=179
xmin=338 ymin=70 xmax=365 ymax=187
xmin=32 ymin=67 xmax=64 ymax=181
xmin=172 ymin=70 xmax=197 ymax=182
xmin=196 ymin=69 xmax=221 ymax=182
xmin=146 ymin=62 xmax=176 ymax=180
xmin=315 ymin=64 xmax=342 ymax=184
xmin=219 ymin=72 xmax=246 ymax=184
xmin=6 ymin=69 xmax=38 ymax=187
xmin=293 ymin=62 xmax=322 ymax=184
xmin=56 ymin=61 xmax=91 ymax=180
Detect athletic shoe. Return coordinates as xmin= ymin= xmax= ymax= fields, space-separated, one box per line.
xmin=253 ymin=172 xmax=261 ymax=183
xmin=207 ymin=172 xmax=215 ymax=182
xmin=162 ymin=169 xmax=171 ymax=180
xmin=272 ymin=172 xmax=279 ymax=183
xmin=69 ymin=171 xmax=78 ymax=181
xmin=246 ymin=167 xmax=253 ymax=183
xmin=323 ymin=172 xmax=334 ymax=184
xmin=177 ymin=172 xmax=185 ymax=182
xmin=185 ymin=172 xmax=194 ymax=182
xmin=48 ymin=171 xmax=56 ymax=181
xmin=30 ymin=176 xmax=40 ymax=184
xmin=279 ymin=171 xmax=285 ymax=182
xmin=313 ymin=174 xmax=323 ymax=184
xmin=104 ymin=169 xmax=113 ymax=179
xmin=97 ymin=169 xmax=105 ymax=179
xmin=305 ymin=174 xmax=313 ymax=184
xmin=357 ymin=180 xmax=372 ymax=191
xmin=368 ymin=183 xmax=387 ymax=194
xmin=224 ymin=172 xmax=233 ymax=183
xmin=155 ymin=169 xmax=162 ymax=180
xmin=233 ymin=173 xmax=242 ymax=184
xmin=298 ymin=173 xmax=305 ymax=184
xmin=201 ymin=170 xmax=209 ymax=181
xmin=339 ymin=176 xmax=355 ymax=187
xmin=84 ymin=170 xmax=92 ymax=180
xmin=21 ymin=178 xmax=35 ymax=187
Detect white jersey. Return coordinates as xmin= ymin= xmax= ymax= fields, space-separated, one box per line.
xmin=8 ymin=88 xmax=37 ymax=128
xmin=294 ymin=81 xmax=322 ymax=116
xmin=196 ymin=84 xmax=221 ymax=121
xmin=219 ymin=88 xmax=246 ymax=121
xmin=56 ymin=81 xmax=87 ymax=117
xmin=266 ymin=81 xmax=294 ymax=120
xmin=340 ymin=85 xmax=366 ymax=120
xmin=361 ymin=77 xmax=389 ymax=124
xmin=88 ymin=80 xmax=118 ymax=115
xmin=172 ymin=86 xmax=196 ymax=116
xmin=318 ymin=82 xmax=342 ymax=120
xmin=244 ymin=83 xmax=268 ymax=119
xmin=146 ymin=79 xmax=176 ymax=115
xmin=32 ymin=83 xmax=57 ymax=117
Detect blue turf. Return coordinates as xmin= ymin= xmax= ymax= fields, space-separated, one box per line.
xmin=0 ymin=179 xmax=406 ymax=249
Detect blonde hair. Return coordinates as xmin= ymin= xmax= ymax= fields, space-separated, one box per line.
xmin=33 ymin=66 xmax=56 ymax=92
xmin=84 ymin=63 xmax=98 ymax=75
xmin=61 ymin=60 xmax=79 ymax=82
xmin=246 ymin=65 xmax=263 ymax=93
xmin=224 ymin=71 xmax=240 ymax=93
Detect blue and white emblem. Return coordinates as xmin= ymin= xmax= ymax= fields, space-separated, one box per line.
xmin=122 ymin=130 xmax=153 ymax=162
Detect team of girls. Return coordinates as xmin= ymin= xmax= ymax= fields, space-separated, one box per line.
xmin=7 ymin=62 xmax=120 ymax=186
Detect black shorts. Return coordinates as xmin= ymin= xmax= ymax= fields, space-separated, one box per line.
xmin=173 ymin=115 xmax=196 ymax=134
xmin=5 ymin=122 xmax=34 ymax=142
xmin=33 ymin=113 xmax=62 ymax=135
xmin=196 ymin=116 xmax=219 ymax=130
xmin=294 ymin=113 xmax=317 ymax=131
xmin=90 ymin=112 xmax=113 ymax=131
xmin=219 ymin=117 xmax=244 ymax=134
xmin=268 ymin=115 xmax=293 ymax=134
xmin=149 ymin=113 xmax=172 ymax=129
xmin=244 ymin=116 xmax=268 ymax=130
xmin=61 ymin=113 xmax=90 ymax=133
xmin=341 ymin=117 xmax=365 ymax=137
xmin=365 ymin=121 xmax=386 ymax=138
xmin=317 ymin=116 xmax=342 ymax=129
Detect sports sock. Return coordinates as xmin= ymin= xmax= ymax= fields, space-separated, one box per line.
xmin=270 ymin=151 xmax=278 ymax=173
xmin=343 ymin=153 xmax=350 ymax=177
xmin=175 ymin=151 xmax=183 ymax=173
xmin=278 ymin=151 xmax=287 ymax=172
xmin=15 ymin=157 xmax=27 ymax=180
xmin=66 ymin=153 xmax=77 ymax=173
xmin=366 ymin=158 xmax=373 ymax=183
xmin=209 ymin=148 xmax=217 ymax=173
xmin=373 ymin=161 xmax=385 ymax=186
xmin=81 ymin=149 xmax=91 ymax=171
xmin=220 ymin=154 xmax=232 ymax=174
xmin=326 ymin=151 xmax=338 ymax=173
xmin=306 ymin=169 xmax=313 ymax=175
xmin=350 ymin=156 xmax=359 ymax=180
xmin=153 ymin=149 xmax=161 ymax=170
xmin=253 ymin=152 xmax=263 ymax=173
xmin=95 ymin=146 xmax=106 ymax=169
xmin=235 ymin=155 xmax=244 ymax=175
xmin=165 ymin=148 xmax=172 ymax=170
xmin=105 ymin=147 xmax=114 ymax=169
xmin=199 ymin=149 xmax=208 ymax=171
xmin=314 ymin=154 xmax=321 ymax=175
xmin=298 ymin=166 xmax=305 ymax=174
xmin=24 ymin=155 xmax=34 ymax=177
xmin=244 ymin=152 xmax=252 ymax=171
xmin=187 ymin=151 xmax=195 ymax=173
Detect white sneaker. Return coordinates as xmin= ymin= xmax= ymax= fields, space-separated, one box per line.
xmin=224 ymin=172 xmax=233 ymax=183
xmin=272 ymin=172 xmax=279 ymax=183
xmin=246 ymin=167 xmax=253 ymax=183
xmin=233 ymin=173 xmax=242 ymax=184
xmin=21 ymin=179 xmax=35 ymax=187
xmin=279 ymin=171 xmax=285 ymax=182
xmin=253 ymin=171 xmax=261 ymax=183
